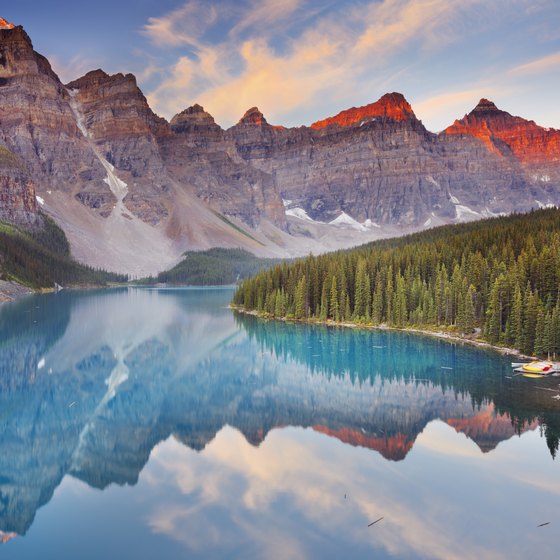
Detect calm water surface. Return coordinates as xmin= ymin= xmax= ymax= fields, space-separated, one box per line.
xmin=0 ymin=288 xmax=559 ymax=559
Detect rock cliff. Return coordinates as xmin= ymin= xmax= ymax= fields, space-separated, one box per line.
xmin=160 ymin=103 xmax=286 ymax=229
xmin=0 ymin=146 xmax=41 ymax=227
xmin=0 ymin=25 xmax=110 ymax=206
xmin=1 ymin=20 xmax=559 ymax=273
xmin=445 ymin=98 xmax=560 ymax=203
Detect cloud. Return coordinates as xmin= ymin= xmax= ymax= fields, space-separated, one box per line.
xmin=143 ymin=0 xmax=490 ymax=126
xmin=509 ymin=52 xmax=560 ymax=75
xmin=144 ymin=424 xmax=533 ymax=559
xmin=230 ymin=0 xmax=305 ymax=36
xmin=143 ymin=1 xmax=220 ymax=48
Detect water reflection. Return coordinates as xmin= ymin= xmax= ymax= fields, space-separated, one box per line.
xmin=0 ymin=288 xmax=558 ymax=558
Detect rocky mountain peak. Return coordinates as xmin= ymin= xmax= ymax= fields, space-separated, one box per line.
xmin=0 ymin=22 xmax=33 ymax=50
xmin=0 ymin=17 xmax=15 ymax=29
xmin=310 ymin=92 xmax=415 ymax=129
xmin=444 ymin=98 xmax=560 ymax=167
xmin=239 ymin=107 xmax=268 ymax=126
xmin=472 ymin=98 xmax=500 ymax=114
xmin=187 ymin=103 xmax=205 ymax=114
xmin=0 ymin=22 xmax=60 ymax=82
xmin=66 ymin=69 xmax=118 ymax=90
xmin=171 ymin=104 xmax=216 ymax=125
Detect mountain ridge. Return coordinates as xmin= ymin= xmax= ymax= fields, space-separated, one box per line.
xmin=1 ymin=21 xmax=559 ymax=275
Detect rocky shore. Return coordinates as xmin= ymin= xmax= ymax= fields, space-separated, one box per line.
xmin=0 ymin=280 xmax=32 ymax=303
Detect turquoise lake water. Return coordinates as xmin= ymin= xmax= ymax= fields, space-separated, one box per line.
xmin=0 ymin=287 xmax=558 ymax=559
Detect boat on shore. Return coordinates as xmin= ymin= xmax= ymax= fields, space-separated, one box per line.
xmin=511 ymin=361 xmax=560 ymax=378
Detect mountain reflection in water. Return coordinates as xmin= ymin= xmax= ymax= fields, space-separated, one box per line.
xmin=0 ymin=287 xmax=558 ymax=558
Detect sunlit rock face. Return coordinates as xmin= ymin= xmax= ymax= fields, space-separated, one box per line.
xmin=0 ymin=17 xmax=15 ymax=30
xmin=225 ymin=94 xmax=559 ymax=226
xmin=445 ymin=99 xmax=560 ymax=196
xmin=310 ymin=92 xmax=415 ymax=129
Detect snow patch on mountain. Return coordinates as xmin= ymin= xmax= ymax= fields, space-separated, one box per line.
xmin=67 ymin=89 xmax=90 ymax=138
xmin=532 ymin=174 xmax=551 ymax=183
xmin=101 ymin=160 xmax=128 ymax=201
xmin=455 ymin=205 xmax=481 ymax=221
xmin=286 ymin=206 xmax=317 ymax=222
xmin=535 ymin=199 xmax=557 ymax=209
xmin=449 ymin=192 xmax=460 ymax=205
xmin=329 ymin=212 xmax=381 ymax=231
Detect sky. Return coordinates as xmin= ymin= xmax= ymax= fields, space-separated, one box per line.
xmin=5 ymin=0 xmax=560 ymax=131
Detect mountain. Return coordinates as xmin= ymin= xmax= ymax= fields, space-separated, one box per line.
xmin=445 ymin=98 xmax=560 ymax=191
xmin=0 ymin=23 xmax=290 ymax=276
xmin=1 ymin=20 xmax=559 ymax=275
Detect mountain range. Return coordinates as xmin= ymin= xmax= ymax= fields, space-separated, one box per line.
xmin=1 ymin=20 xmax=559 ymax=275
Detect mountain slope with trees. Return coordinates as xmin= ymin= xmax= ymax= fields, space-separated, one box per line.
xmin=233 ymin=209 xmax=560 ymax=357
xmin=0 ymin=216 xmax=127 ymax=288
xmin=154 ymin=248 xmax=282 ymax=285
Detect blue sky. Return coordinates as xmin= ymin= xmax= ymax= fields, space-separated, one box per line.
xmin=5 ymin=1 xmax=560 ymax=131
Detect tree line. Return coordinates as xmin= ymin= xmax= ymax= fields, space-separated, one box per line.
xmin=0 ymin=216 xmax=127 ymax=288
xmin=136 ymin=248 xmax=283 ymax=285
xmin=233 ymin=209 xmax=560 ymax=358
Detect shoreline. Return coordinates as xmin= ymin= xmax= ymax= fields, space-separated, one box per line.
xmin=0 ymin=280 xmax=34 ymax=305
xmin=230 ymin=305 xmax=535 ymax=361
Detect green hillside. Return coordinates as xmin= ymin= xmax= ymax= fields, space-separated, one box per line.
xmin=0 ymin=216 xmax=127 ymax=288
xmin=155 ymin=248 xmax=282 ymax=285
xmin=233 ymin=209 xmax=560 ymax=358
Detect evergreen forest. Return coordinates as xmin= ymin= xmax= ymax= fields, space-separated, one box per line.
xmin=233 ymin=209 xmax=560 ymax=358
xmin=153 ymin=248 xmax=282 ymax=285
xmin=0 ymin=216 xmax=127 ymax=288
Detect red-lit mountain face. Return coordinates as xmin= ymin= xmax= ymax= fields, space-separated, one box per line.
xmin=311 ymin=92 xmax=415 ymax=129
xmin=0 ymin=17 xmax=15 ymax=30
xmin=445 ymin=99 xmax=560 ymax=189
xmin=1 ymin=21 xmax=560 ymax=274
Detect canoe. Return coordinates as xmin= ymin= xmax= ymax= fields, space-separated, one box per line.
xmin=512 ymin=360 xmax=560 ymax=377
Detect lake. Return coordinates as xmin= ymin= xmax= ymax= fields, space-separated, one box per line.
xmin=0 ymin=287 xmax=558 ymax=559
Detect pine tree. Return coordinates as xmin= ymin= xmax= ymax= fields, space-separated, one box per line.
xmin=372 ymin=279 xmax=383 ymax=324
xmin=509 ymin=283 xmax=523 ymax=349
xmin=319 ymin=280 xmax=329 ymax=321
xmin=353 ymin=259 xmax=367 ymax=321
xmin=294 ymin=275 xmax=307 ymax=319
xmin=330 ymin=275 xmax=340 ymax=321
xmin=485 ymin=275 xmax=504 ymax=344
xmin=534 ymin=308 xmax=546 ymax=357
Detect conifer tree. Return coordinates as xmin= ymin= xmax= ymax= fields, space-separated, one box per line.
xmin=295 ymin=275 xmax=307 ymax=319
xmin=330 ymin=276 xmax=340 ymax=321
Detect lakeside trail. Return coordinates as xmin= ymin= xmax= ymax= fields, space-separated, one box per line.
xmin=230 ymin=305 xmax=535 ymax=361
